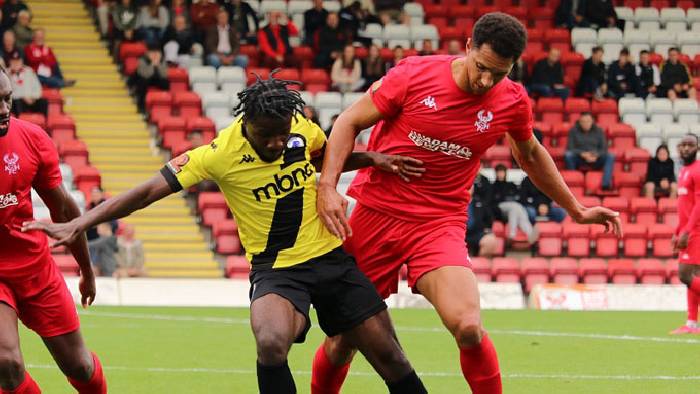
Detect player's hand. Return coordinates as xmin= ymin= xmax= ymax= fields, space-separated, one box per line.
xmin=573 ymin=206 xmax=623 ymax=237
xmin=79 ymin=269 xmax=96 ymax=308
xmin=372 ymin=153 xmax=425 ymax=182
xmin=317 ymin=184 xmax=351 ymax=241
xmin=21 ymin=220 xmax=82 ymax=247
xmin=677 ymin=232 xmax=690 ymax=250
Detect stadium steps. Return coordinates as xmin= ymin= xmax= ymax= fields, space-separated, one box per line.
xmin=28 ymin=0 xmax=222 ymax=278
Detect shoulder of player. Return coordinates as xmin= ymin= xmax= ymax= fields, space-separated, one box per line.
xmin=290 ymin=115 xmax=321 ymax=140
xmin=11 ymin=118 xmax=52 ymax=144
xmin=397 ymin=55 xmax=451 ymax=74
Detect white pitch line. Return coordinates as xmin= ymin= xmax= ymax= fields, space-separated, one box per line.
xmin=23 ymin=364 xmax=700 ymax=381
xmin=78 ymin=311 xmax=700 ymax=345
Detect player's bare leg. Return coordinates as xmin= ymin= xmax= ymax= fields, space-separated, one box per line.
xmin=670 ymin=264 xmax=700 ymax=335
xmin=42 ymin=330 xmax=106 ymax=393
xmin=0 ymin=303 xmax=40 ymax=393
xmin=250 ymin=293 xmax=306 ymax=394
xmin=416 ymin=266 xmax=501 ymax=394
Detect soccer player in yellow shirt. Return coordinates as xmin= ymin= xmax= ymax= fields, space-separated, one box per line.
xmin=24 ymin=73 xmax=428 ymax=393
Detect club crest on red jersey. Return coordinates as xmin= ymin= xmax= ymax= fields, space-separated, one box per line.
xmin=474 ymin=110 xmax=494 ymax=133
xmin=3 ymin=153 xmax=19 ymax=175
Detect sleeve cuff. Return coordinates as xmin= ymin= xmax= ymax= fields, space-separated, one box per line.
xmin=160 ymin=166 xmax=183 ymax=192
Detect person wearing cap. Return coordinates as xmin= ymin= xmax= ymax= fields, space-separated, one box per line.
xmin=7 ymin=50 xmax=47 ymax=117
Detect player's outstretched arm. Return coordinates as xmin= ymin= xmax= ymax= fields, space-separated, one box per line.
xmin=313 ymin=151 xmax=424 ymax=182
xmin=23 ymin=172 xmax=174 ymax=247
xmin=37 ymin=184 xmax=96 ymax=307
xmin=508 ymin=134 xmax=623 ymax=236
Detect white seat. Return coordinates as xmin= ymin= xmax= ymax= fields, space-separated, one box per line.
xmin=634 ymin=7 xmax=660 ymax=24
xmin=314 ymin=92 xmax=342 ymax=109
xmin=506 ymin=169 xmax=526 ymax=185
xmin=647 ymin=98 xmax=674 ymax=126
xmin=70 ymin=190 xmax=86 ymax=212
xmin=650 ymin=30 xmax=677 ymax=46
xmin=624 ymin=29 xmax=650 ymax=46
xmin=360 ymin=23 xmax=383 ymax=40
xmin=597 ymin=28 xmax=623 ymax=44
xmin=654 ymin=44 xmax=676 ymax=57
xmin=356 ymin=129 xmax=372 ymax=146
xmin=619 ymin=97 xmax=647 ymax=125
xmin=287 ymin=0 xmax=311 ymax=16
xmin=660 ymin=8 xmax=686 ymax=25
xmin=259 ymin=0 xmax=286 ymax=14
xmin=678 ymin=31 xmax=700 ymax=46
xmin=628 ymin=44 xmax=651 ymax=61
xmin=192 ymin=82 xmax=218 ymax=96
xmin=410 ymin=24 xmax=439 ymax=47
xmin=665 ymin=21 xmax=688 ymax=32
xmin=602 ymin=43 xmax=623 ymax=64
xmin=571 ymin=27 xmax=597 ymax=45
xmin=188 ymin=66 xmax=217 ymax=86
xmin=342 ymin=92 xmax=364 ymax=109
xmin=638 ymin=21 xmax=661 ymax=31
xmin=404 ymin=3 xmax=424 ymax=18
xmin=688 ymin=9 xmax=700 ymax=24
xmin=615 ymin=7 xmax=634 ymax=22
xmin=383 ymin=24 xmax=411 ymax=44
xmin=217 ymin=66 xmax=245 ymax=85
xmin=214 ymin=116 xmax=236 ymax=132
xmin=479 ymin=168 xmax=496 ymax=183
xmin=229 ymin=94 xmax=240 ymax=110
xmin=318 ymin=108 xmax=340 ymax=130
xmin=206 ymin=107 xmax=232 ymax=120
xmin=324 ymin=1 xmax=341 ymax=13
xmin=681 ymin=44 xmax=700 ymax=57
xmin=692 ymin=22 xmax=700 ymax=31
xmin=298 ymin=91 xmax=314 ymax=106
xmin=635 ymin=123 xmax=662 ymax=145
xmin=220 ymin=82 xmax=245 ymax=95
xmin=248 ymin=0 xmax=260 ymax=14
xmin=59 ymin=163 xmax=73 ymax=187
xmin=202 ymin=92 xmax=231 ymax=118
xmin=673 ymin=98 xmax=699 ymax=125
xmin=575 ymin=43 xmax=597 ymax=57
xmin=292 ymin=14 xmax=306 ymax=41
xmin=662 ymin=123 xmax=689 ymax=140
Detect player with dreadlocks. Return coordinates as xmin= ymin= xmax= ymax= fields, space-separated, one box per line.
xmin=24 ymin=71 xmax=428 ymax=393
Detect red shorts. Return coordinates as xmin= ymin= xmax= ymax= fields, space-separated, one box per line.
xmin=0 ymin=256 xmax=79 ymax=338
xmin=679 ymin=232 xmax=700 ymax=266
xmin=345 ymin=203 xmax=471 ymax=298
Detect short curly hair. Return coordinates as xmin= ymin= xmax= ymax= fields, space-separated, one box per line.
xmin=472 ymin=12 xmax=527 ymax=61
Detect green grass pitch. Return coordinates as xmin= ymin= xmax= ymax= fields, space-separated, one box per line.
xmin=18 ymin=306 xmax=699 ymax=393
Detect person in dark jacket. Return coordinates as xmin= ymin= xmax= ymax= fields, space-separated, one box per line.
xmin=529 ymin=48 xmax=569 ymax=100
xmin=162 ymin=14 xmax=202 ymax=67
xmin=130 ymin=41 xmax=170 ymax=111
xmin=313 ymin=12 xmax=348 ymax=69
xmin=221 ymin=0 xmax=258 ymax=44
xmin=508 ymin=57 xmax=528 ymax=85
xmin=205 ymin=9 xmax=249 ymax=68
xmin=607 ymin=48 xmax=638 ymax=99
xmin=520 ymin=176 xmax=567 ymax=223
xmin=659 ymin=47 xmax=696 ymax=101
xmin=576 ymin=46 xmax=608 ymax=99
xmin=361 ymin=44 xmax=385 ymax=90
xmin=466 ymin=174 xmax=498 ymax=257
xmin=303 ymin=0 xmax=327 ymax=45
xmin=492 ymin=164 xmax=539 ymax=244
xmin=635 ymin=50 xmax=660 ymax=98
xmin=644 ymin=144 xmax=677 ymax=198
xmin=257 ymin=11 xmax=298 ymax=68
xmin=564 ymin=112 xmax=615 ymax=189
xmin=576 ymin=0 xmax=623 ymax=29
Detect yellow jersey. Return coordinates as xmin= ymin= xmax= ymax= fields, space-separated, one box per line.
xmin=160 ymin=115 xmax=342 ymax=270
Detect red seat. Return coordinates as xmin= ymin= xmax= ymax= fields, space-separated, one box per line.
xmin=145 ymin=91 xmax=172 ymax=123
xmin=649 ymin=224 xmax=674 ymax=258
xmin=170 ymin=140 xmax=192 ymax=157
xmin=630 ymin=197 xmax=657 ymax=225
xmin=637 ymin=259 xmax=666 ymax=284
xmin=529 ymin=7 xmax=554 ymax=29
xmin=301 ymin=68 xmax=330 ymax=89
xmin=41 ymin=88 xmax=63 ymax=115
xmin=173 ymin=91 xmax=202 ymax=118
xmin=536 ymin=97 xmax=563 ymax=115
xmin=423 ymin=4 xmax=448 ymax=19
xmin=608 ymin=259 xmax=637 ymax=284
xmin=592 ymin=224 xmax=620 ymax=257
xmin=471 ymin=257 xmax=492 ymax=282
xmin=536 ymin=222 xmax=562 ymax=257
xmin=527 ymin=28 xmax=543 ymax=43
xmin=293 ymin=46 xmax=314 ymax=67
xmin=119 ymin=41 xmax=147 ymax=75
xmin=438 ymin=26 xmax=464 ymax=43
xmin=564 ymin=223 xmax=590 ymax=257
xmin=677 ymin=0 xmax=695 ymax=10
xmin=201 ymin=207 xmax=229 ymax=227
xmin=216 ymin=234 xmax=242 ymax=255
xmin=613 ymin=172 xmax=641 ymax=201
xmin=584 ymin=171 xmax=605 ymax=195
xmin=482 ymin=145 xmax=511 ymax=168
xmin=275 ymin=68 xmax=301 ymax=82
xmin=451 ymin=5 xmax=475 ymax=18
xmin=247 ymin=67 xmax=270 ymax=85
xmin=624 ymin=148 xmax=650 ymax=176
xmin=59 ymin=140 xmax=89 ymax=168
xmin=53 ymin=254 xmax=79 ymax=276
xmin=167 ymin=67 xmax=189 ymax=93
xmin=47 ymin=114 xmax=75 ymax=133
xmin=186 ymin=117 xmax=216 ymax=142
xmin=158 ymin=116 xmax=187 ymax=149
xmin=213 ymin=219 xmax=238 ymax=238
xmin=225 ymin=255 xmax=250 ymax=279
xmin=658 ymin=197 xmax=678 ymax=226
xmin=622 ymin=224 xmax=647 ymax=258
xmin=666 ymin=259 xmax=681 ymax=284
xmin=491 ymin=257 xmax=521 ymax=283
xmin=198 ymin=192 xmax=227 ymax=211
xmin=579 ymin=258 xmax=608 ymax=284
xmin=545 ymin=28 xmax=571 ymax=44
xmin=564 ymin=97 xmax=589 ymax=120
xmin=561 ymin=170 xmax=584 ymax=196
xmin=591 ymin=98 xmax=617 ymax=117
xmin=18 ymin=113 xmax=46 ymax=129
xmin=579 ymin=196 xmax=601 ymax=207
xmin=550 ymin=257 xmax=579 ymax=284
xmin=73 ymin=166 xmax=101 ymax=197
xmin=608 ymin=123 xmax=636 ymax=149
xmin=238 ymin=45 xmax=259 ymax=67
xmin=522 ymin=257 xmax=550 ymax=292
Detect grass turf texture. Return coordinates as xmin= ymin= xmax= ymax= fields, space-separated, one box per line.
xmin=18 ymin=307 xmax=698 ymax=393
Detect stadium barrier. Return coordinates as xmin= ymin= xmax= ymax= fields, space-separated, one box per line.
xmin=530 ymin=283 xmax=687 ymax=311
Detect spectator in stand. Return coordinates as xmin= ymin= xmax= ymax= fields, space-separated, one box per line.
xmin=644 ymin=144 xmax=677 ymax=199
xmin=361 ymin=43 xmax=384 ymax=90
xmin=331 ymin=44 xmax=363 ymax=93
xmin=491 ymin=164 xmax=539 ymax=245
xmin=508 ymin=57 xmax=528 ymax=85
xmin=314 ymin=12 xmax=348 ymax=69
xmin=303 ymin=0 xmax=327 ymax=46
xmin=303 ymin=105 xmax=320 ymax=125
xmin=163 ymin=14 xmax=202 ymax=68
xmin=576 ymin=0 xmax=623 ymax=30
xmin=565 ymin=112 xmax=615 ymax=190
xmin=116 ymin=224 xmax=146 ymax=277
xmin=168 ymin=0 xmax=190 ymax=27
xmin=131 ymin=41 xmax=169 ymax=111
xmin=374 ymin=0 xmax=404 ymax=22
xmin=12 ymin=10 xmax=32 ymax=50
xmin=95 ymin=0 xmax=115 ymax=39
xmin=86 ymin=187 xmax=119 ymax=242
xmin=607 ymin=48 xmax=638 ymax=99
xmin=190 ymin=0 xmax=219 ymax=41
xmin=1 ymin=30 xmax=21 ymax=66
xmin=635 ymin=50 xmax=660 ymax=99
xmin=520 ymin=176 xmax=566 ymax=223
xmin=25 ymin=28 xmax=76 ymax=89
xmin=339 ymin=1 xmax=365 ymax=43
xmin=89 ymin=223 xmax=119 ymax=277
xmin=554 ymin=0 xmax=576 ymax=29
xmin=258 ymin=11 xmax=298 ymax=68
xmin=325 ymin=113 xmax=339 ymax=137
xmin=466 ymin=174 xmax=498 ymax=257
xmin=418 ymin=39 xmax=435 ymax=56
xmin=576 ymin=46 xmax=607 ymax=99
xmin=529 ymin=48 xmax=569 ymax=100
xmin=137 ymin=0 xmax=169 ymax=45
xmin=222 ymin=0 xmax=258 ymax=44
xmin=111 ymin=0 xmax=138 ymax=42
xmin=386 ymin=45 xmax=404 ymax=70
xmin=659 ymin=47 xmax=695 ymax=101
xmin=8 ymin=51 xmax=47 ymax=117
xmin=1 ymin=0 xmax=28 ymax=34
xmin=446 ymin=39 xmax=464 ymax=56
xmin=205 ymin=9 xmax=248 ymax=69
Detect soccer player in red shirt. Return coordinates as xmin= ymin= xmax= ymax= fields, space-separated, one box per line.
xmin=310 ymin=13 xmax=622 ymax=394
xmin=0 ymin=68 xmax=106 ymax=393
xmin=670 ymin=134 xmax=700 ymax=335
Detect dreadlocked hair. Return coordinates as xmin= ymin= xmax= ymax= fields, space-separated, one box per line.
xmin=233 ymin=69 xmax=305 ymax=123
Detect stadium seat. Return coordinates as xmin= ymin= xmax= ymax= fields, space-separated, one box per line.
xmin=536 ymin=222 xmax=563 ymax=257
xmin=167 ymin=67 xmax=190 ymax=93
xmin=471 ymin=257 xmax=492 ymax=283
xmin=259 ymin=0 xmax=285 ymax=13
xmin=342 ymin=92 xmax=364 ymax=109
xmin=19 ymin=113 xmax=46 ymax=129
xmin=198 ymin=192 xmax=229 ymax=227
xmin=522 ymin=258 xmax=550 ymax=293
xmin=550 ymin=258 xmax=579 ymax=284
xmin=673 ymin=99 xmax=699 ymax=125
xmin=564 ymin=98 xmax=590 ymax=121
xmin=622 ymin=224 xmax=648 ymax=257
xmin=618 ymin=97 xmax=647 ymax=126
xmin=646 ymin=98 xmax=674 ymax=126
xmin=624 ymin=148 xmax=651 ymax=175
xmin=47 ymin=114 xmax=76 ymax=134
xmin=41 ymin=88 xmax=63 ymax=116
xmin=608 ymin=259 xmax=637 ymax=284
xmin=637 ymin=258 xmax=667 ymax=284
xmin=158 ymin=117 xmax=187 ymax=149
xmin=571 ymin=27 xmax=597 ymax=46
xmin=301 ymin=69 xmax=330 ymax=90
xmin=658 ymin=197 xmax=678 ymax=227
xmin=579 ymin=258 xmax=608 ymax=284
xmin=145 ymin=91 xmax=172 ymax=123
xmin=383 ymin=25 xmax=411 ymax=47
xmin=216 ymin=234 xmax=242 ymax=255
xmin=53 ymin=254 xmax=79 ymax=276
xmin=225 ymin=255 xmax=249 ymax=279
xmin=119 ymin=41 xmax=147 ymax=75
xmin=492 ymin=258 xmax=521 ymax=283
xmin=584 ymin=171 xmax=605 ymax=195
xmin=186 ymin=117 xmax=216 ymax=142
xmin=217 ymin=66 xmax=246 ymax=93
xmin=608 ymin=123 xmax=636 ymax=149
xmin=666 ymin=259 xmax=681 ymax=284
xmin=649 ymin=224 xmax=675 ymax=258
xmin=592 ymin=225 xmax=619 ymax=257
xmin=635 ymin=123 xmax=662 ymax=155
xmin=246 ymin=67 xmax=270 ymax=86
xmin=602 ymin=197 xmax=630 ymax=223
xmin=202 ymin=92 xmax=231 ymax=120
xmin=411 ymin=24 xmax=439 ymax=50
xmin=635 ymin=7 xmax=660 ymax=24
xmin=188 ymin=66 xmax=217 ymax=91
xmin=563 ymin=223 xmax=590 ymax=257
xmin=59 ymin=140 xmax=89 ymax=168
xmin=615 ymin=7 xmax=634 ymax=22
xmin=597 ymin=28 xmax=623 ymax=44
xmin=482 ymin=145 xmax=511 ymax=168
xmin=173 ymin=92 xmax=202 ymax=118
xmin=630 ymin=197 xmax=657 ymax=225
xmin=614 ymin=172 xmax=642 ymax=201
xmin=73 ymin=166 xmax=101 ymax=197
xmin=660 ymin=8 xmax=686 ymax=25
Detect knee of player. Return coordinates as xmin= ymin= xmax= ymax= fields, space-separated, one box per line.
xmin=255 ymin=332 xmax=291 ymax=365
xmin=453 ymin=318 xmax=482 ymax=348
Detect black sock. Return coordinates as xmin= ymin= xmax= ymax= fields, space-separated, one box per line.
xmin=387 ymin=370 xmax=428 ymax=394
xmin=257 ymin=360 xmax=296 ymax=394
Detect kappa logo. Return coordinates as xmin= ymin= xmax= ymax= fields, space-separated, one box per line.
xmin=240 ymin=154 xmax=255 ymax=164
xmin=474 ymin=110 xmax=494 ymax=133
xmin=0 ymin=193 xmax=18 ymax=209
xmin=3 ymin=153 xmax=19 ymax=175
xmin=421 ymin=96 xmax=438 ymax=111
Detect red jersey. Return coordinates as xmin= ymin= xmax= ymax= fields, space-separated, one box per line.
xmin=348 ymin=55 xmax=533 ymax=221
xmin=677 ymin=160 xmax=700 ymax=236
xmin=0 ymin=117 xmax=62 ymax=278
xmin=24 ymin=43 xmax=58 ymax=78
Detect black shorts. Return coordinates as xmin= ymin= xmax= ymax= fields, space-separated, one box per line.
xmin=249 ymin=247 xmax=387 ymax=343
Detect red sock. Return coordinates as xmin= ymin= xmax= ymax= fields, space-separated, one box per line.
xmin=310 ymin=343 xmax=351 ymax=394
xmin=690 ymin=277 xmax=700 ymax=297
xmin=67 ymin=353 xmax=106 ymax=394
xmin=459 ymin=334 xmax=502 ymax=394
xmin=688 ymin=289 xmax=699 ymax=323
xmin=1 ymin=371 xmax=41 ymax=394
